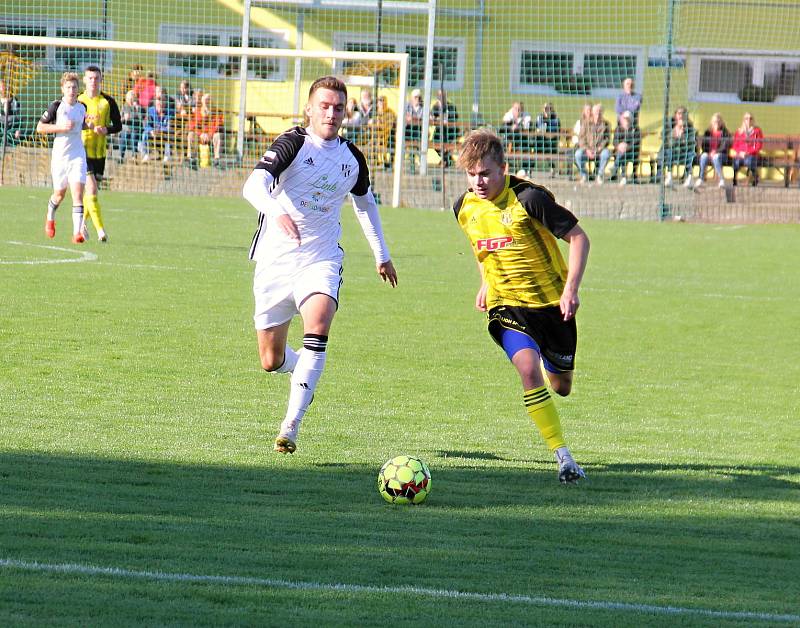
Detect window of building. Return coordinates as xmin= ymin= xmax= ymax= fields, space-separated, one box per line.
xmin=511 ymin=42 xmax=645 ymax=97
xmin=333 ymin=33 xmax=464 ymax=90
xmin=54 ymin=28 xmax=105 ymax=71
xmin=690 ymin=54 xmax=800 ymax=104
xmin=158 ymin=25 xmax=288 ymax=81
xmin=0 ymin=18 xmax=110 ymax=70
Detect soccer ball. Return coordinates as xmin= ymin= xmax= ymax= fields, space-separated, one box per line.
xmin=377 ymin=455 xmax=432 ymax=505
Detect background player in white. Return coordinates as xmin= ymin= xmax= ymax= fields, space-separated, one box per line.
xmin=243 ymin=75 xmax=398 ymax=454
xmin=37 ymin=72 xmax=88 ymax=243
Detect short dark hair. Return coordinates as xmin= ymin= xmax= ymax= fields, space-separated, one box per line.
xmin=85 ymin=65 xmax=103 ymax=75
xmin=457 ymin=129 xmax=506 ymax=170
xmin=308 ymin=76 xmax=347 ymax=100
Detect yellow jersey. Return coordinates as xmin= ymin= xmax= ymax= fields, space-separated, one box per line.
xmin=454 ymin=175 xmax=578 ymax=309
xmin=78 ymin=91 xmax=121 ymax=159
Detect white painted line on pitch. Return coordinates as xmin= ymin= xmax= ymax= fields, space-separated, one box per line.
xmin=1 ymin=558 xmax=797 ymax=623
xmin=0 ymin=241 xmax=97 ymax=265
xmin=99 ymin=261 xmax=185 ymax=271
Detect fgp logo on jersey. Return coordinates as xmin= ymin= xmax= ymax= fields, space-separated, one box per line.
xmin=476 ymin=236 xmax=513 ymax=251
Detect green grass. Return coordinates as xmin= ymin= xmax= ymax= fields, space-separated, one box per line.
xmin=1 ymin=186 xmax=798 ymax=626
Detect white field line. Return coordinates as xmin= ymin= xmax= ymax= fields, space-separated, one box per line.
xmin=1 ymin=558 xmax=797 ymax=623
xmin=1 ymin=241 xmax=97 ymax=265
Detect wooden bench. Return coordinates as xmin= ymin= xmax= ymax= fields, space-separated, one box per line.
xmin=756 ymin=135 xmax=797 ymax=187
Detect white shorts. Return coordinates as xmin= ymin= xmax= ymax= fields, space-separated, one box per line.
xmin=253 ymin=258 xmax=343 ymax=329
xmin=52 ymin=155 xmax=87 ymax=190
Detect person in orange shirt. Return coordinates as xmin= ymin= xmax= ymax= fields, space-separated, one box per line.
xmin=187 ymin=92 xmax=224 ymax=169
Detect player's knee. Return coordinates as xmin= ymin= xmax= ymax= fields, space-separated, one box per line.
xmin=552 ymin=382 xmax=572 ymax=397
xmin=259 ymin=352 xmax=284 ymax=372
xmin=550 ymin=378 xmax=572 ymax=397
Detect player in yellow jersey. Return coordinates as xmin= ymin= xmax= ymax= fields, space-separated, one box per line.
xmin=453 ymin=129 xmax=591 ymax=484
xmin=78 ymin=65 xmax=121 ymax=242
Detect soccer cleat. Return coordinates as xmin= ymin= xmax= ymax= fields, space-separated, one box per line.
xmin=45 ymin=220 xmax=56 ymax=238
xmin=558 ymin=458 xmax=586 ymax=485
xmin=71 ymin=233 xmax=85 ymax=244
xmin=98 ymin=229 xmax=108 ymax=242
xmin=273 ymin=435 xmax=296 ymax=454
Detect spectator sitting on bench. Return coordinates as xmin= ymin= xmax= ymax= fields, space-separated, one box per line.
xmin=341 ymin=96 xmax=363 ymax=141
xmin=187 ymin=92 xmax=224 ymax=169
xmin=695 ymin=113 xmax=731 ymax=189
xmin=534 ymin=102 xmax=561 ymax=174
xmin=431 ymin=89 xmax=459 ymax=167
xmin=661 ymin=106 xmax=697 ymax=187
xmin=575 ymin=103 xmax=611 ymax=185
xmin=142 ymin=94 xmax=172 ymax=163
xmin=731 ymin=112 xmax=763 ymax=187
xmin=0 ymin=79 xmax=23 ymax=145
xmin=609 ymin=110 xmax=641 ymax=186
xmin=404 ymin=88 xmax=424 ymax=141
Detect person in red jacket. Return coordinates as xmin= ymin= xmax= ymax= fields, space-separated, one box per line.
xmin=187 ymin=92 xmax=224 ymax=169
xmin=731 ymin=112 xmax=763 ymax=186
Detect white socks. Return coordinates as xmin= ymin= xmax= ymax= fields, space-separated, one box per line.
xmin=72 ymin=205 xmax=84 ymax=236
xmin=273 ymin=345 xmax=299 ymax=374
xmin=279 ymin=334 xmax=328 ymax=441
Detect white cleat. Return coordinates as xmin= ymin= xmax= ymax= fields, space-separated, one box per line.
xmin=558 ymin=458 xmax=586 ymax=484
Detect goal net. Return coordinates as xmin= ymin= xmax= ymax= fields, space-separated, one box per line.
xmin=2 ymin=0 xmax=799 ymax=222
xmin=0 ymin=32 xmax=409 ymax=207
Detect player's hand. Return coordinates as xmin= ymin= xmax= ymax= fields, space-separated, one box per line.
xmin=275 ymin=213 xmax=301 ymax=245
xmin=377 ymin=260 xmax=397 ymax=287
xmin=61 ymin=120 xmax=74 ymax=132
xmin=475 ymin=282 xmax=488 ymax=312
xmin=560 ymin=287 xmax=580 ymax=321
xmin=94 ymin=126 xmax=108 ymax=136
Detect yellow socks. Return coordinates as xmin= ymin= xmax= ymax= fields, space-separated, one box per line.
xmin=83 ymin=194 xmax=105 ymax=233
xmin=524 ymin=385 xmax=566 ymax=451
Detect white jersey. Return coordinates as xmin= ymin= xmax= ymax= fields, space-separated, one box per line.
xmin=40 ymin=99 xmax=86 ymax=161
xmin=243 ymin=126 xmax=389 ymax=267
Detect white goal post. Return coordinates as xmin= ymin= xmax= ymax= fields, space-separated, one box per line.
xmin=0 ymin=33 xmax=409 ymax=207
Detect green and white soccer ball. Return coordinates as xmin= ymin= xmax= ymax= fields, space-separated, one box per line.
xmin=377 ymin=455 xmax=432 ymax=505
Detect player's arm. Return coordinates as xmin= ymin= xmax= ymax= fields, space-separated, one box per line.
xmin=559 ymin=224 xmax=590 ymax=321
xmin=517 ymin=182 xmax=588 ymax=320
xmin=348 ymin=143 xmax=397 ymax=287
xmin=452 ymin=192 xmax=484 ymax=309
xmin=36 ymin=101 xmax=69 ymax=134
xmin=351 ymin=191 xmax=397 ymax=287
xmin=103 ymin=94 xmax=122 ymax=135
xmin=474 ymin=259 xmax=488 ymax=312
xmin=242 ymin=130 xmax=304 ymax=243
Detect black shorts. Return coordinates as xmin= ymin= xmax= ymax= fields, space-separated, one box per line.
xmin=86 ymin=157 xmax=105 ymax=179
xmin=488 ymin=305 xmax=577 ymax=372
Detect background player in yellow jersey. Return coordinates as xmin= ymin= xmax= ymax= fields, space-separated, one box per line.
xmin=453 ymin=129 xmax=591 ymax=484
xmin=79 ymin=65 xmax=121 ymax=242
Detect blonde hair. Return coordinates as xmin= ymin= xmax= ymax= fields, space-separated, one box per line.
xmin=60 ymin=72 xmax=79 ymax=87
xmin=456 ymin=129 xmax=505 ymax=170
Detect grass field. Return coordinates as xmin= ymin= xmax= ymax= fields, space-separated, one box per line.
xmin=1 ymin=186 xmax=799 ymax=626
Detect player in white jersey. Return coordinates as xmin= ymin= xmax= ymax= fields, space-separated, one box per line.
xmin=243 ymin=75 xmax=398 ymax=454
xmin=37 ymin=72 xmax=88 ymax=243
